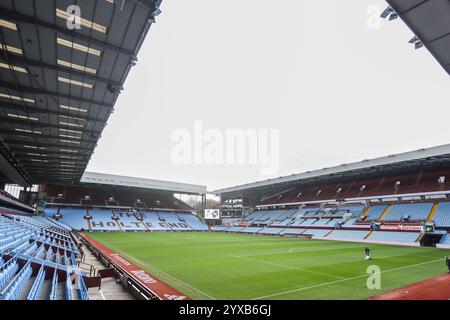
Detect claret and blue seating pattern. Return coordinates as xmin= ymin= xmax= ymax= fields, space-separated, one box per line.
xmin=213 ymin=201 xmax=450 ymax=245
xmin=0 ymin=213 xmax=88 ymax=300
xmin=44 ymin=207 xmax=209 ymax=232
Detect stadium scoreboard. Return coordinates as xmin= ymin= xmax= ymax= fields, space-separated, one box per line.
xmin=205 ymin=209 xmax=220 ymax=219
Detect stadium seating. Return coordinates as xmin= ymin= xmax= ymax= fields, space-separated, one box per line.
xmin=90 ymin=209 xmax=120 ymax=231
xmin=154 ymin=211 xmax=193 ymax=231
xmin=0 ymin=213 xmax=88 ymax=300
xmin=312 ymin=219 xmax=332 ymax=226
xmin=240 ymin=227 xmax=264 ymax=234
xmin=338 ymin=205 xmax=365 ymax=217
xmin=327 ymin=230 xmax=370 ymax=241
xmin=178 ymin=212 xmax=209 ymax=231
xmin=383 ymin=203 xmax=433 ymax=222
xmin=440 ymin=234 xmax=450 ymax=245
xmin=280 ymin=228 xmax=306 ymax=235
xmin=47 ymin=206 xmax=209 ymax=232
xmin=257 ymin=228 xmax=285 ymax=235
xmin=433 ymin=202 xmax=450 ymax=227
xmin=301 ymin=229 xmax=331 ymax=237
xmin=259 ymin=167 xmax=450 ymax=206
xmin=115 ymin=212 xmax=147 ymax=231
xmin=226 ymin=226 xmax=245 ymax=232
xmin=364 ymin=205 xmax=387 ymax=221
xmin=55 ymin=208 xmax=89 ymax=230
xmin=211 ymin=226 xmax=228 ymax=231
xmin=369 ymin=231 xmax=421 ymax=243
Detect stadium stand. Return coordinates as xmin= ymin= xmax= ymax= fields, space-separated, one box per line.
xmin=382 ymin=203 xmax=433 ymax=222
xmin=280 ymin=228 xmax=305 ymax=236
xmin=89 ymin=209 xmax=121 ymax=232
xmin=0 ymin=214 xmax=88 ymax=300
xmin=369 ymin=231 xmax=421 ymax=243
xmin=327 ymin=230 xmax=371 ymax=241
xmin=364 ymin=205 xmax=387 ymax=221
xmin=433 ymin=202 xmax=450 ymax=227
xmin=115 ymin=212 xmax=148 ymax=231
xmin=302 ymin=229 xmax=331 ymax=237
xmin=54 ymin=208 xmax=89 ymax=230
xmin=257 ymin=227 xmax=285 ymax=235
xmin=47 ymin=208 xmax=208 ymax=232
xmin=440 ymin=234 xmax=450 ymax=245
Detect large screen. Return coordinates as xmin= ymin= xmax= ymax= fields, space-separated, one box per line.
xmin=204 ymin=209 xmax=220 ymax=220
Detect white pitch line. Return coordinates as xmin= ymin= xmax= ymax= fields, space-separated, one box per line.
xmin=250 ymin=258 xmax=443 ymax=300
xmin=238 ymin=244 xmax=367 ymax=257
xmin=102 ymin=242 xmax=216 ymax=300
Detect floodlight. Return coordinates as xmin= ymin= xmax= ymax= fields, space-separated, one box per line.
xmin=380 ymin=7 xmax=394 ymax=19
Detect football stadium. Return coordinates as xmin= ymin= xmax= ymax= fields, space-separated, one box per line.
xmin=0 ymin=0 xmax=450 ymax=305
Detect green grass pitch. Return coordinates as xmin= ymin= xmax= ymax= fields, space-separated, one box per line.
xmin=88 ymin=232 xmax=450 ymax=300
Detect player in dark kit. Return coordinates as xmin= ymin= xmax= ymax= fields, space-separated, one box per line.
xmin=364 ymin=247 xmax=372 ymax=260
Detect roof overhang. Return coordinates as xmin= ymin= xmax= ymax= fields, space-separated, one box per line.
xmin=213 ymin=144 xmax=450 ymax=195
xmin=0 ymin=149 xmax=30 ymax=186
xmin=386 ymin=0 xmax=450 ymax=75
xmin=0 ymin=0 xmax=162 ymax=185
xmin=80 ymin=171 xmax=207 ymax=195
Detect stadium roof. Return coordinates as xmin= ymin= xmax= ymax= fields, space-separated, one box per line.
xmin=386 ymin=0 xmax=450 ymax=75
xmin=80 ymin=171 xmax=207 ymax=195
xmin=0 ymin=0 xmax=162 ymax=187
xmin=213 ymin=144 xmax=450 ymax=195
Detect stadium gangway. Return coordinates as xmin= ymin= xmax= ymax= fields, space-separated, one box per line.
xmin=49 ymin=269 xmax=58 ymax=300
xmin=65 ymin=272 xmax=73 ymax=300
xmin=45 ymin=246 xmax=54 ymax=261
xmin=27 ymin=264 xmax=45 ymax=300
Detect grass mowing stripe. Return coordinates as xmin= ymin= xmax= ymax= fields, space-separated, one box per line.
xmin=89 ymin=232 xmax=450 ymax=300
xmin=234 ymin=255 xmax=346 ymax=280
xmin=94 ymin=239 xmax=216 ymax=300
xmin=250 ymin=258 xmax=443 ymax=300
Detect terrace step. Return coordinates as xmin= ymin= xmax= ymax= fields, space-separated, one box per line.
xmin=56 ymin=282 xmax=65 ymax=300
xmin=18 ymin=276 xmax=36 ymax=300
xmin=416 ymin=233 xmax=425 ymax=242
xmin=364 ymin=231 xmax=374 ymax=239
xmin=427 ymin=203 xmax=439 ymax=222
xmin=360 ymin=207 xmax=371 ymax=220
xmin=37 ymin=279 xmax=53 ymax=300
xmin=377 ymin=205 xmax=391 ymax=222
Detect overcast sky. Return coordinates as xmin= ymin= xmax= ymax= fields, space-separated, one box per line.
xmin=86 ymin=0 xmax=449 ymax=191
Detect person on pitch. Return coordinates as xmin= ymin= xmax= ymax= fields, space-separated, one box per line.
xmin=364 ymin=247 xmax=372 ymax=260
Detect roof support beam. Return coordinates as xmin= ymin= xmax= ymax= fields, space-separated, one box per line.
xmin=0 ymin=101 xmax=105 ymax=122
xmin=11 ymin=150 xmax=89 ymax=159
xmin=0 ymin=56 xmax=122 ymax=88
xmin=0 ymin=140 xmax=31 ymax=186
xmin=0 ymin=117 xmax=102 ymax=136
xmin=0 ymin=8 xmax=135 ymax=57
xmin=3 ymin=139 xmax=93 ymax=152
xmin=0 ymin=128 xmax=98 ymax=144
xmin=12 ymin=152 xmax=90 ymax=160
xmin=130 ymin=0 xmax=159 ymax=9
xmin=0 ymin=80 xmax=113 ymax=109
